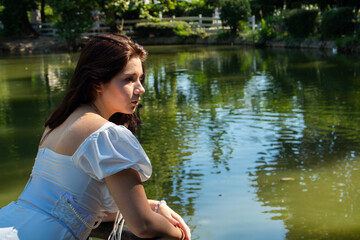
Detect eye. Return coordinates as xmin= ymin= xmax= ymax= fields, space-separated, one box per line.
xmin=125 ymin=77 xmax=135 ymax=82
xmin=140 ymin=75 xmax=145 ymax=84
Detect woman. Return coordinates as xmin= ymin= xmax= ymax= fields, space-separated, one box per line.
xmin=0 ymin=34 xmax=191 ymax=240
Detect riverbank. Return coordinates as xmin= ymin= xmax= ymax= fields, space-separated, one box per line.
xmin=1 ymin=35 xmax=359 ymax=54
xmin=0 ymin=36 xmax=67 ymax=54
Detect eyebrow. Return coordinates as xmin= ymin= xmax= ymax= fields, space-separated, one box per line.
xmin=122 ymin=73 xmax=143 ymax=77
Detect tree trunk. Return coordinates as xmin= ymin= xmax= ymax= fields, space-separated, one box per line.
xmin=41 ymin=0 xmax=46 ymax=23
xmin=2 ymin=0 xmax=39 ymax=37
xmin=20 ymin=7 xmax=39 ymax=37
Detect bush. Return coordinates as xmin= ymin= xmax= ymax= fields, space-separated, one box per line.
xmin=123 ymin=8 xmax=141 ymax=20
xmin=146 ymin=4 xmax=162 ymax=18
xmin=216 ymin=29 xmax=233 ymax=40
xmin=257 ymin=18 xmax=276 ymax=44
xmin=187 ymin=0 xmax=214 ymax=17
xmin=170 ymin=0 xmax=214 ymax=17
xmin=322 ymin=7 xmax=354 ymax=39
xmin=285 ymin=9 xmax=318 ymax=38
xmin=220 ymin=0 xmax=251 ymax=35
xmin=238 ymin=20 xmax=250 ymax=33
xmin=135 ymin=21 xmax=193 ymax=38
xmin=263 ymin=12 xmax=288 ymax=38
xmin=335 ymin=35 xmax=360 ymax=52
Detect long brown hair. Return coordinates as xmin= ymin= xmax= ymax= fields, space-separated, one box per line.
xmin=44 ymin=34 xmax=147 ymax=133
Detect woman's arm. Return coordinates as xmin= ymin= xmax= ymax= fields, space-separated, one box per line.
xmin=148 ymin=200 xmax=191 ymax=240
xmin=105 ymin=168 xmax=186 ymax=239
xmin=103 ymin=199 xmax=191 ymax=239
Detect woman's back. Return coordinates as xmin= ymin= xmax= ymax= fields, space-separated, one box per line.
xmin=39 ymin=105 xmax=107 ymax=157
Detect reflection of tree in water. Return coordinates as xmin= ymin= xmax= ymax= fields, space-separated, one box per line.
xmin=141 ymin=53 xmax=200 ymax=217
xmin=0 ymin=54 xmax=77 ymax=161
xmin=250 ymin=50 xmax=360 ymax=239
xmin=0 ymin=54 xmax=77 ymax=204
xmin=141 ymin=46 xmax=255 ymax=216
xmin=207 ymin=107 xmax=232 ymax=173
xmin=254 ymin=127 xmax=360 ymax=239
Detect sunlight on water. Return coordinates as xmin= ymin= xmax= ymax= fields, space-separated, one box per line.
xmin=0 ymin=47 xmax=360 ymax=239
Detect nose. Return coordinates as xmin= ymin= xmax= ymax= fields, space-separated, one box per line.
xmin=134 ymin=81 xmax=145 ymax=95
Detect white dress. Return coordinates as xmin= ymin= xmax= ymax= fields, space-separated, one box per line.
xmin=0 ymin=122 xmax=152 ymax=240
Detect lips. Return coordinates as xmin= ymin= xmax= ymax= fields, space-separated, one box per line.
xmin=131 ymin=99 xmax=140 ymax=105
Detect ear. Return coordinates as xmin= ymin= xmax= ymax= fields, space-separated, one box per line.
xmin=93 ymin=83 xmax=103 ymax=93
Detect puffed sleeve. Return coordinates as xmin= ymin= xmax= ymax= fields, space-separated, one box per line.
xmin=72 ymin=123 xmax=152 ymax=182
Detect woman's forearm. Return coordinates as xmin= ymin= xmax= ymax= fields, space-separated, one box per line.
xmin=137 ymin=211 xmax=183 ymax=239
xmin=106 ymin=170 xmax=184 ymax=239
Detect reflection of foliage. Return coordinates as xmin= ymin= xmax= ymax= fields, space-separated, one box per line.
xmin=249 ymin=50 xmax=360 ymax=239
xmin=253 ymin=130 xmax=360 ymax=239
xmin=140 ymin=46 xmax=256 ymax=214
xmin=0 ymin=53 xmax=77 ymax=205
xmin=0 ymin=78 xmax=10 ymax=127
xmin=207 ymin=108 xmax=232 ymax=172
xmin=140 ymin=55 xmax=201 ymax=216
xmin=0 ymin=54 xmax=77 ymax=165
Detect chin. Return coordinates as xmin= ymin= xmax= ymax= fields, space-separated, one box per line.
xmin=117 ymin=109 xmax=135 ymax=115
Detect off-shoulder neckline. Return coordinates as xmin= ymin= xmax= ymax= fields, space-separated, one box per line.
xmin=38 ymin=122 xmax=120 ymax=158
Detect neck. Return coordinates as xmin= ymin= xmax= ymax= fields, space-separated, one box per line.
xmin=90 ymin=102 xmax=101 ymax=115
xmin=90 ymin=101 xmax=112 ymax=120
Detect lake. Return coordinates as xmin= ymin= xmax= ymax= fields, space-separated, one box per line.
xmin=1 ymin=45 xmax=360 ymax=239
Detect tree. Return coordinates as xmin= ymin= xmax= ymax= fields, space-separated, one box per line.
xmin=250 ymin=0 xmax=283 ymax=19
xmin=99 ymin=0 xmax=128 ymax=32
xmin=321 ymin=7 xmax=355 ymax=39
xmin=49 ymin=0 xmax=93 ymax=50
xmin=1 ymin=0 xmax=38 ymax=36
xmin=285 ymin=9 xmax=319 ymax=38
xmin=40 ymin=0 xmax=46 ymax=23
xmin=315 ymin=0 xmax=360 ymax=11
xmin=220 ymin=0 xmax=251 ymax=35
xmin=98 ymin=0 xmax=151 ymax=33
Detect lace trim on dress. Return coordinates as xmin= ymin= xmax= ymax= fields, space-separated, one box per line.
xmin=52 ymin=193 xmax=101 ymax=239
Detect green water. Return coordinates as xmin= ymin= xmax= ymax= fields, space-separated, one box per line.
xmin=1 ymin=46 xmax=360 ymax=239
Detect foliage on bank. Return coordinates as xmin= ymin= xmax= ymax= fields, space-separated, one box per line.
xmin=0 ymin=0 xmax=359 ymax=52
xmin=250 ymin=5 xmax=359 ymax=52
xmin=335 ymin=32 xmax=360 ymax=52
xmin=50 ymin=0 xmax=93 ymax=51
xmin=219 ymin=0 xmax=251 ymax=34
xmin=284 ymin=9 xmax=318 ymax=38
xmin=134 ymin=21 xmax=206 ymax=39
xmin=321 ymin=7 xmax=355 ymax=39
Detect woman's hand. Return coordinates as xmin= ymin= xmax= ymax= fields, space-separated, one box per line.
xmin=155 ymin=202 xmax=191 ymax=240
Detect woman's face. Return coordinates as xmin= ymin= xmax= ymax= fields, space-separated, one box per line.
xmin=96 ymin=57 xmax=145 ymax=117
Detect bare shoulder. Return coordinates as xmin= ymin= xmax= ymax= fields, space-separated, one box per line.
xmin=41 ymin=106 xmax=109 ymax=156
xmin=65 ymin=110 xmax=109 ymax=147
xmin=70 ymin=111 xmax=109 ymax=138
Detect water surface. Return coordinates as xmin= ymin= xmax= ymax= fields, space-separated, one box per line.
xmin=1 ymin=46 xmax=360 ymax=239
